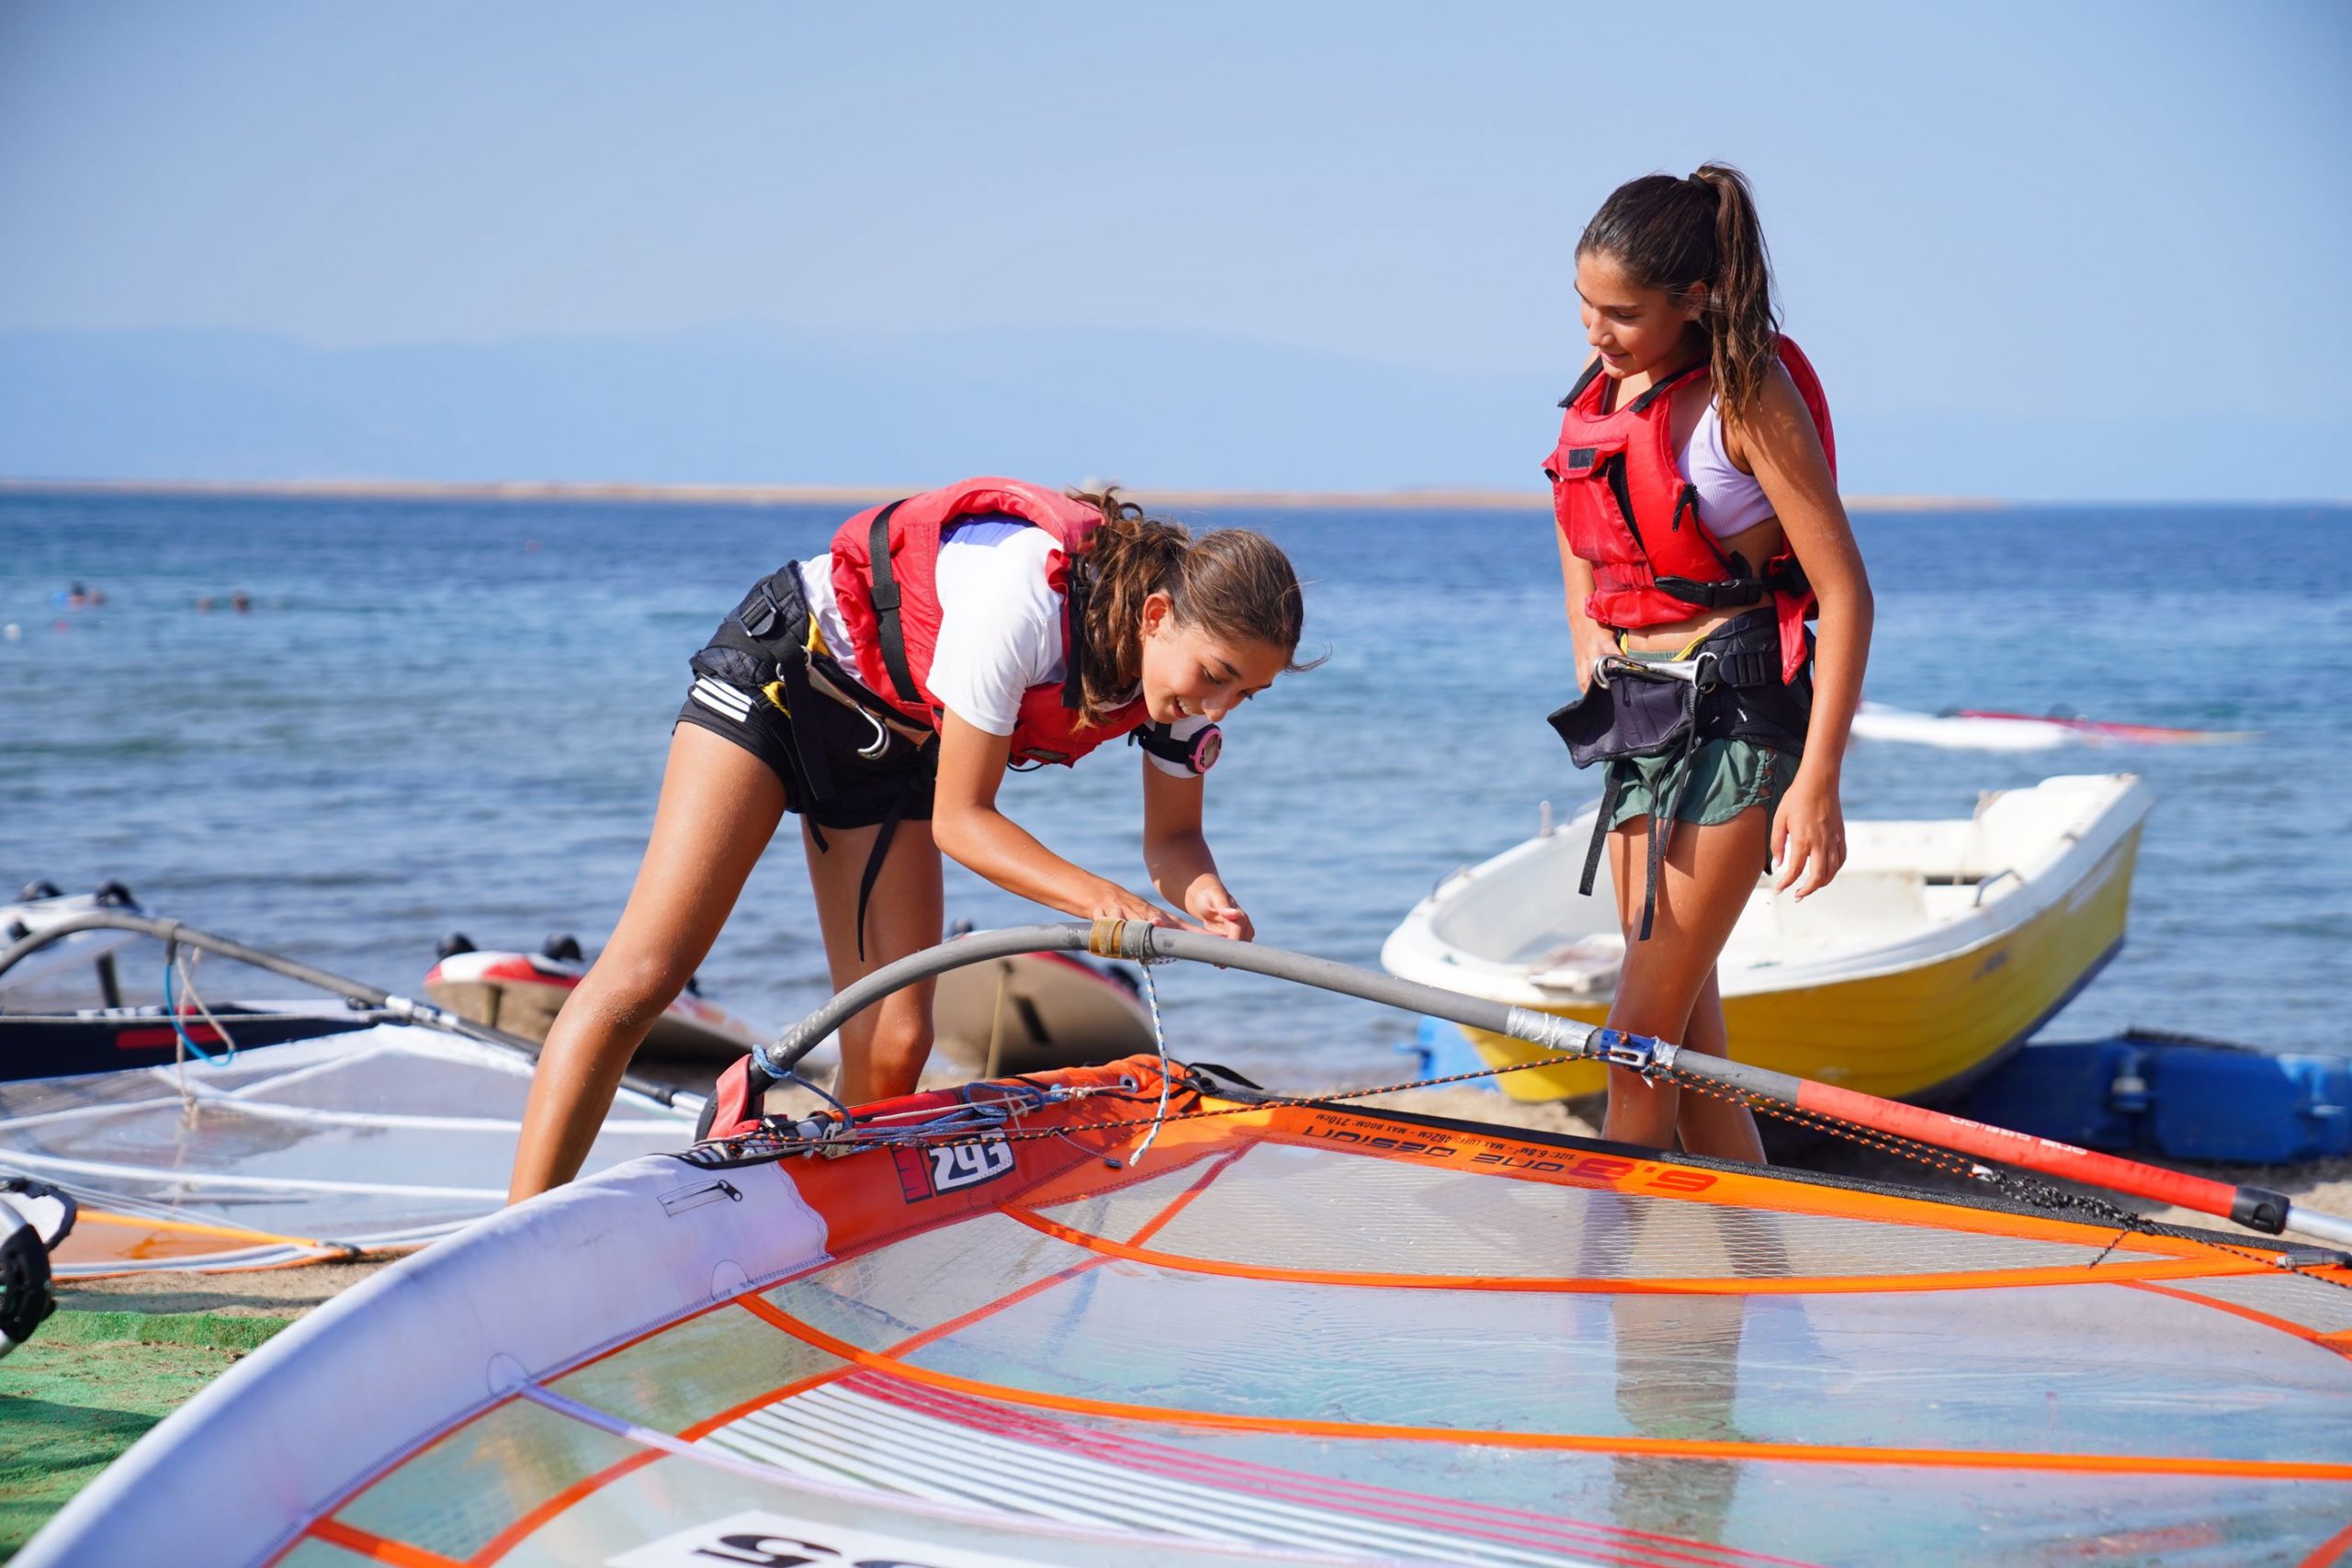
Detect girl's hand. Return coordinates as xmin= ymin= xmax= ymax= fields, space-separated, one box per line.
xmin=1185 ymin=880 xmax=1254 ymax=942
xmin=1770 ymin=769 xmax=1848 ymax=899
xmin=1571 ymin=623 xmax=1619 ymax=695
xmin=1090 ymin=882 xmax=1204 ymax=933
xmin=1555 ymin=529 xmax=1612 ymax=696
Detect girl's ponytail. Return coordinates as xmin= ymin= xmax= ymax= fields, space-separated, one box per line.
xmin=1069 ymin=491 xmax=1192 ymax=726
xmin=1577 ymin=162 xmax=1781 ymax=429
xmin=1689 ymin=163 xmax=1779 ymax=430
xmin=1068 ymin=489 xmax=1314 ymax=726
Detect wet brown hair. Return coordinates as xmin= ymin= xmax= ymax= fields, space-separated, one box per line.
xmin=1066 ymin=489 xmax=1315 ymax=726
xmin=1577 ymin=163 xmax=1779 ymax=429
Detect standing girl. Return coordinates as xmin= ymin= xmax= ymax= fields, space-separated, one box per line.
xmin=510 ymin=478 xmax=1309 ymax=1199
xmin=1544 ymin=166 xmax=1872 ymax=1160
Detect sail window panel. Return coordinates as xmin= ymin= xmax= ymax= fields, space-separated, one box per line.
xmin=331 ymin=1395 xmax=638 ymax=1562
xmin=760 ymin=1211 xmax=1095 ymax=1353
xmin=884 ymin=1267 xmax=2352 ymax=1462
xmin=1086 ymin=1138 xmax=2162 ymax=1280
xmin=2160 ymin=1272 xmax=2352 ymax=1337
xmin=549 ymin=1301 xmax=848 ymax=1435
xmin=889 ymin=1405 xmax=2352 ymax=1568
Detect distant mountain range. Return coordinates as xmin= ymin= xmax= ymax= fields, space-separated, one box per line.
xmin=0 ymin=326 xmax=2338 ymax=501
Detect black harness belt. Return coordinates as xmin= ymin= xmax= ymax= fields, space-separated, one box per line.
xmin=1545 ymin=611 xmax=1810 ymax=942
xmin=692 ymin=561 xmax=937 ymax=961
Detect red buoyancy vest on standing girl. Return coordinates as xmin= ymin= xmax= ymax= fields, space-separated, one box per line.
xmin=827 ymin=478 xmax=1150 ymax=766
xmin=1545 ymin=336 xmax=1836 ymax=684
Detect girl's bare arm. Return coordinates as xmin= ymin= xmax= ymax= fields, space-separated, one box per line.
xmin=1555 ymin=530 xmax=1618 ymax=693
xmin=1140 ymin=759 xmax=1250 ymax=939
xmin=929 ymin=712 xmax=1196 ymax=928
xmin=1735 ymin=362 xmax=1874 ymax=896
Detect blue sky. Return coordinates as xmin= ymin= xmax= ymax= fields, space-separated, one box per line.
xmin=2 ymin=2 xmax=2346 ymax=496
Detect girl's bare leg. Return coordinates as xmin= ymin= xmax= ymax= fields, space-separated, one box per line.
xmin=510 ymin=726 xmax=786 ymax=1201
xmin=801 ymin=815 xmax=944 ymax=1106
xmin=1600 ymin=807 xmax=1770 ymax=1163
xmin=1672 ymin=967 xmax=1764 ymax=1160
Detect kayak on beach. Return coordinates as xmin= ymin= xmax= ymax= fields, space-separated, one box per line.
xmin=422 ymin=932 xmax=767 ymax=1065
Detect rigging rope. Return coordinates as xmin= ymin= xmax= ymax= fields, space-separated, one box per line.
xmin=164 ymin=938 xmax=241 ymax=1122
xmin=1126 ymin=959 xmax=1172 ymax=1168
xmin=162 ymin=938 xmax=237 ymax=1068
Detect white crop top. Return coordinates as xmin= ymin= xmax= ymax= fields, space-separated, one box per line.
xmin=1675 ymin=400 xmax=1776 ymax=537
xmin=795 ymin=521 xmax=1216 ymax=777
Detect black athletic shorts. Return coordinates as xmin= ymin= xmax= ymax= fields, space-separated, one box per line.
xmin=674 ymin=601 xmax=937 ymax=831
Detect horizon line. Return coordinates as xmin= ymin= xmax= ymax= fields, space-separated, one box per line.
xmin=0 ymin=476 xmax=2012 ymax=512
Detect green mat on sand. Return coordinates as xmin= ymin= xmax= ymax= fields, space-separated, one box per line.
xmin=0 ymin=1311 xmax=289 ymax=1561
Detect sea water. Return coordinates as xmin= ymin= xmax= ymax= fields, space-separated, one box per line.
xmin=2 ymin=491 xmax=2346 ymax=1087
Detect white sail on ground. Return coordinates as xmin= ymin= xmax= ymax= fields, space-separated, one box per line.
xmin=0 ymin=1023 xmax=694 ymax=1272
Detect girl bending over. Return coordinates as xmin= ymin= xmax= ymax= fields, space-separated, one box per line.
xmin=511 ymin=478 xmax=1310 ymax=1199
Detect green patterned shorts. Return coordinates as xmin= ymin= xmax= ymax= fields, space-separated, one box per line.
xmin=1603 ymin=738 xmax=1795 ymax=830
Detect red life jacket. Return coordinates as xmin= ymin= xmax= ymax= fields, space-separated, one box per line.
xmin=1544 ymin=336 xmax=1836 ymax=684
xmin=828 ymin=478 xmax=1148 ymax=767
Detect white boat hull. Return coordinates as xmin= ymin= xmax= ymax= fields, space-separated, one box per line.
xmin=1380 ymin=773 xmax=2153 ymax=1101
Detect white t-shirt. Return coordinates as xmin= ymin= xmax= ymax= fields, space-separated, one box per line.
xmin=797 ymin=518 xmax=1216 ymax=776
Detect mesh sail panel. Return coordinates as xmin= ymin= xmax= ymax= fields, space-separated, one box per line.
xmin=331 ymin=1397 xmax=641 ymax=1562
xmin=1039 ymin=1138 xmax=2172 ymax=1280
xmin=2159 ymin=1271 xmax=2352 ymax=1337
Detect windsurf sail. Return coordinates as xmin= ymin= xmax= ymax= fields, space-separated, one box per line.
xmin=1952 ymin=710 xmax=2262 ymax=745
xmin=1853 ymin=702 xmax=2259 ymax=751
xmin=21 ymin=926 xmax=2352 ymax=1567
xmin=0 ymin=1023 xmax=696 ymax=1274
xmin=0 ymin=914 xmax=701 ymax=1275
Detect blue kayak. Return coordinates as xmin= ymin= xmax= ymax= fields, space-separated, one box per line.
xmin=1961 ymin=1029 xmax=2350 ymax=1166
